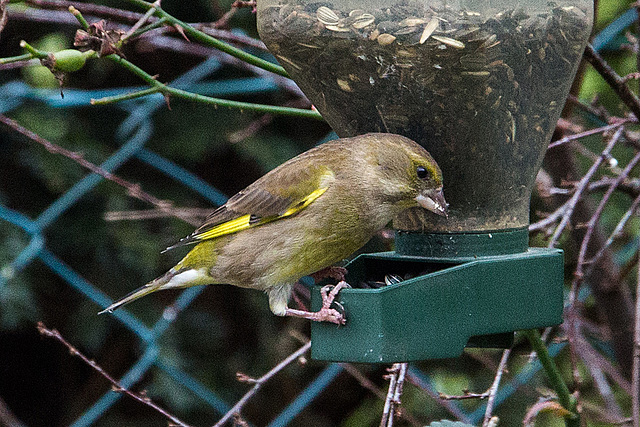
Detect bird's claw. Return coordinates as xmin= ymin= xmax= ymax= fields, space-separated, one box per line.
xmin=315 ymin=307 xmax=346 ymax=325
xmin=320 ymin=281 xmax=351 ymax=322
xmin=284 ymin=281 xmax=350 ymax=325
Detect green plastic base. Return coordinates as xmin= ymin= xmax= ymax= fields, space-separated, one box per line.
xmin=310 ymin=247 xmax=564 ymax=363
xmin=396 ymin=228 xmax=529 ymax=258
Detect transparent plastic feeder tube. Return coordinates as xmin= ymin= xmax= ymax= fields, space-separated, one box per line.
xmin=258 ymin=0 xmax=593 ymax=234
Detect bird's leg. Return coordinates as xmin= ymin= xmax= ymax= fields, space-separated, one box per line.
xmin=310 ymin=266 xmax=347 ymax=283
xmin=285 ymin=281 xmax=350 ymax=325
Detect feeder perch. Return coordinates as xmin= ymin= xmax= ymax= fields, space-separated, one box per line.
xmin=257 ymin=0 xmax=593 ymax=362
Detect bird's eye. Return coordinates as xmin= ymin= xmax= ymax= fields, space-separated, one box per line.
xmin=416 ymin=166 xmax=428 ymax=179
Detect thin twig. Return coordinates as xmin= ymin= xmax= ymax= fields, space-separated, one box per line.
xmin=123 ymin=0 xmax=160 ymax=40
xmin=438 ymin=348 xmax=510 ymax=426
xmin=522 ymin=329 xmax=579 ymax=427
xmin=548 ymin=122 xmax=631 ymax=149
xmin=25 ymin=0 xmax=146 ymax=22
xmin=439 ymin=390 xmax=490 ymax=400
xmin=92 ymin=54 xmax=321 ymax=119
xmin=572 ymin=150 xmax=640 ymax=301
xmin=126 ymin=0 xmax=288 ymax=77
xmin=586 ymin=191 xmax=640 ymax=274
xmin=529 ymin=203 xmax=569 ymax=233
xmin=380 ymin=363 xmax=407 ymax=427
xmin=105 ymin=207 xmax=212 ymax=222
xmin=406 ymin=371 xmax=472 ymax=422
xmin=584 ymin=43 xmax=640 ymax=121
xmin=0 ymin=395 xmax=25 ymax=427
xmin=575 ymin=336 xmax=625 ymax=418
xmin=633 ymin=246 xmax=640 ymax=427
xmin=483 ymin=349 xmax=510 ymax=427
xmin=548 ymin=126 xmax=624 ymax=247
xmin=211 ymin=341 xmax=311 ymax=427
xmin=0 ymin=114 xmax=200 ymax=226
xmin=36 ymin=322 xmax=192 ymax=427
xmin=336 ymin=363 xmax=422 ymax=426
xmin=391 ymin=364 xmax=407 ymax=425
xmin=523 ymin=399 xmax=572 ymax=427
xmin=566 ymin=93 xmax=640 ymax=150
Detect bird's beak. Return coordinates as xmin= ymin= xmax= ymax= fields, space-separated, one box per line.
xmin=416 ymin=187 xmax=448 ymax=218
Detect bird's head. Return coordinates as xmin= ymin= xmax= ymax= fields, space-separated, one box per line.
xmin=362 ymin=133 xmax=448 ymax=218
xmin=411 ymin=157 xmax=448 ymax=218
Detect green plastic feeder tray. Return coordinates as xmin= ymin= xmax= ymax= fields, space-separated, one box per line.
xmin=311 ymin=229 xmax=564 ymax=362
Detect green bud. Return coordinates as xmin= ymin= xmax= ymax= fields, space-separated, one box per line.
xmin=51 ymin=49 xmax=87 ymax=72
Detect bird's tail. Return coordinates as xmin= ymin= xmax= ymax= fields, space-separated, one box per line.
xmin=98 ymin=270 xmax=176 ymax=315
xmin=100 ymin=240 xmax=217 ymax=315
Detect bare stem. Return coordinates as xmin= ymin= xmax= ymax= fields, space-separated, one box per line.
xmin=482 ymin=349 xmax=510 ymax=427
xmin=548 ymin=122 xmax=632 ymax=149
xmin=211 ymin=341 xmax=311 ymax=427
xmin=380 ymin=363 xmax=408 ymax=427
xmin=584 ymin=43 xmax=640 ymax=121
xmin=37 ymin=322 xmax=192 ymax=427
xmin=124 ymin=0 xmax=288 ymax=77
xmin=548 ymin=126 xmax=623 ymax=247
xmin=522 ymin=329 xmax=579 ymax=427
xmin=93 ymin=54 xmax=322 ymax=120
xmin=633 ymin=249 xmax=640 ymax=427
xmin=0 ymin=114 xmax=200 ymax=226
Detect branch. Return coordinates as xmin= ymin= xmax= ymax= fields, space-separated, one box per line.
xmin=522 ymin=329 xmax=579 ymax=427
xmin=211 ymin=341 xmax=311 ymax=427
xmin=584 ymin=43 xmax=640 ymax=121
xmin=482 ymin=349 xmax=510 ymax=427
xmin=36 ymin=322 xmax=192 ymax=427
xmin=572 ymin=150 xmax=640 ymax=301
xmin=633 ymin=249 xmax=640 ymax=427
xmin=105 ymin=207 xmax=212 ymax=222
xmin=380 ymin=363 xmax=408 ymax=427
xmin=548 ymin=122 xmax=633 ymax=149
xmin=124 ymin=0 xmax=288 ymax=77
xmin=547 ymin=126 xmax=624 ymax=247
xmin=92 ymin=54 xmax=322 ymax=120
xmin=0 ymin=114 xmax=201 ymax=226
xmin=25 ymin=0 xmax=146 ymax=22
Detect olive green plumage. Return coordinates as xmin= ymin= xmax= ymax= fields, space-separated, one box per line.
xmin=100 ymin=133 xmax=447 ymax=317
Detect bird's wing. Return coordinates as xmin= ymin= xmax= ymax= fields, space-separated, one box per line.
xmin=164 ymin=162 xmax=334 ymax=251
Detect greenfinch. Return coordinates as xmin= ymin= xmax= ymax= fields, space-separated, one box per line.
xmin=100 ymin=133 xmax=447 ymax=324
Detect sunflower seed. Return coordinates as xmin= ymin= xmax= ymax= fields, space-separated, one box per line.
xmin=400 ymin=18 xmax=426 ymax=26
xmin=336 ymin=78 xmax=353 ymax=92
xmin=377 ymin=33 xmax=396 ymax=45
xmin=352 ymin=13 xmax=375 ymax=29
xmin=316 ymin=6 xmax=339 ymax=26
xmin=325 ymin=24 xmax=351 ymax=32
xmin=431 ymin=35 xmax=465 ymax=49
xmin=419 ymin=18 xmax=439 ymax=44
xmin=394 ymin=26 xmax=419 ymax=35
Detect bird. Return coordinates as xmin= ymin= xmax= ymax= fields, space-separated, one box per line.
xmin=99 ymin=133 xmax=447 ymax=324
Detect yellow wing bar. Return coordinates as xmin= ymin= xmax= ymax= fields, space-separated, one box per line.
xmin=194 ymin=187 xmax=328 ymax=242
xmin=282 ymin=187 xmax=327 ymax=216
xmin=195 ymin=214 xmax=253 ymax=241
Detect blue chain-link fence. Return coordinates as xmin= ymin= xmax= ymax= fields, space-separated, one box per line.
xmin=0 ymin=8 xmax=632 ymax=426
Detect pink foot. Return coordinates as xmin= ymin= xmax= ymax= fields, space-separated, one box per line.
xmin=285 ymin=281 xmax=350 ymax=325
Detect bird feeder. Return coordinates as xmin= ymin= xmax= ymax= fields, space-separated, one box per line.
xmin=257 ymin=0 xmax=593 ymax=362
